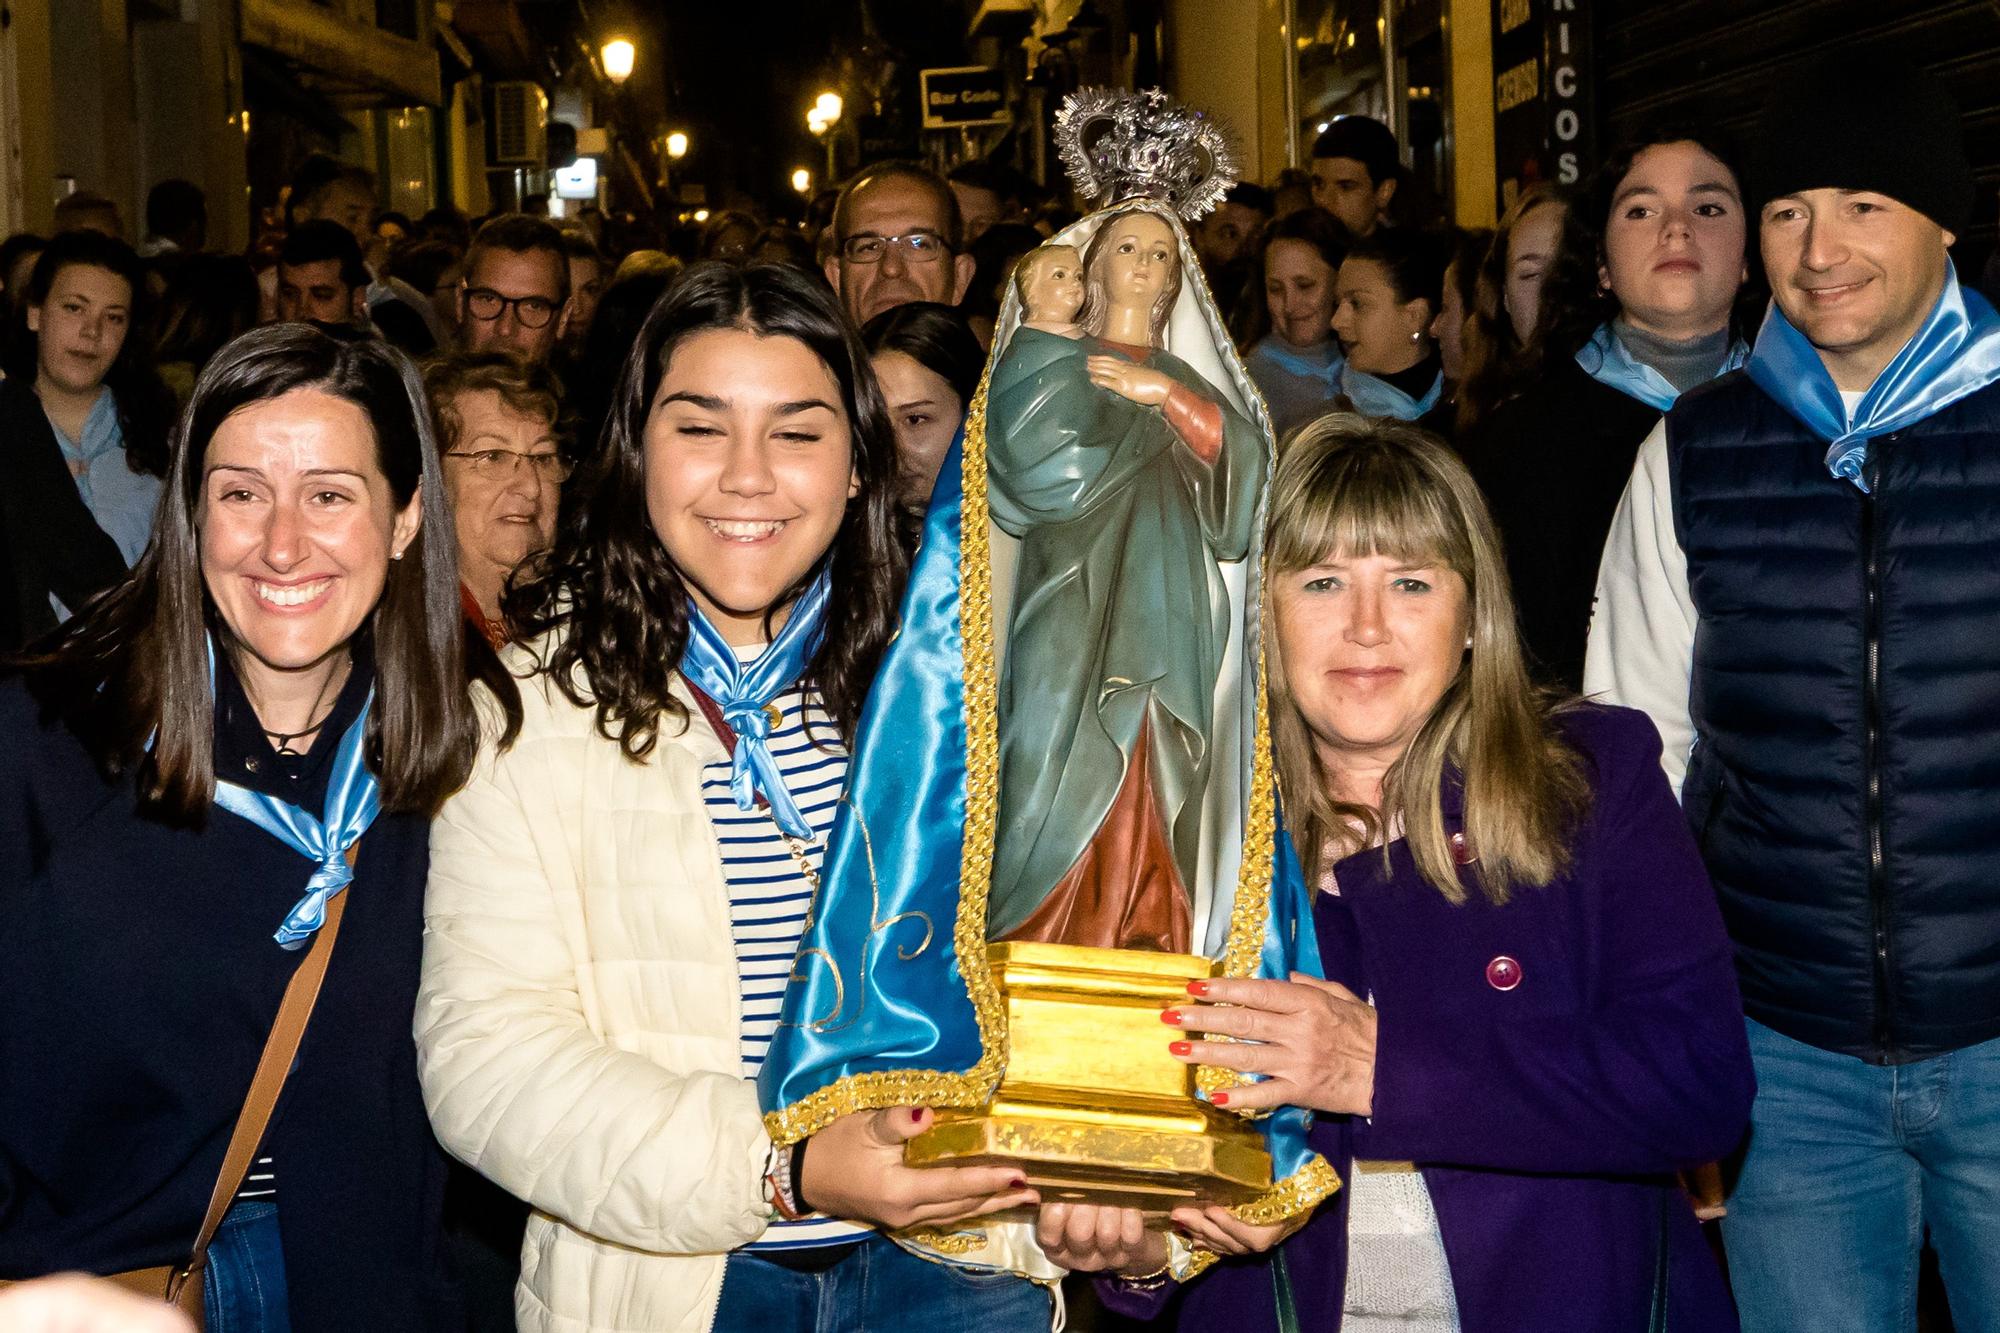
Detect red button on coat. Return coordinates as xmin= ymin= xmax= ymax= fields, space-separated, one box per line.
xmin=1485 ymin=955 xmax=1522 ymax=991
xmin=1449 ymin=830 xmax=1478 ymax=864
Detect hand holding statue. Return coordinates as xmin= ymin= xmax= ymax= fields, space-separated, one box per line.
xmin=1035 ymin=1200 xmax=1306 ymax=1274
xmin=1166 ymin=974 xmax=1378 ymax=1115
xmin=803 ymin=1106 xmax=1039 ymax=1229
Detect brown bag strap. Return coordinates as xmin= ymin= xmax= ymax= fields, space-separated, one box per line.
xmin=166 ymin=847 xmax=355 ymax=1300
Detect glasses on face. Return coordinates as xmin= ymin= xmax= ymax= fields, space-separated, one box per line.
xmin=462 ymin=285 xmax=561 ymax=328
xmin=445 ymin=448 xmax=573 ymax=483
xmin=839 ymin=231 xmax=950 ymax=265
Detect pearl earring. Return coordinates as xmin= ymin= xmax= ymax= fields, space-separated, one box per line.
xmin=1410 ymin=330 xmax=1422 ymax=343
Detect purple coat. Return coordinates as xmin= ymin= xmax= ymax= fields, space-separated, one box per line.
xmin=1104 ymin=704 xmax=1755 ymax=1332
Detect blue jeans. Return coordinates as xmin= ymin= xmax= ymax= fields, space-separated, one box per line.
xmin=200 ymin=1199 xmax=291 ymax=1333
xmin=1722 ymin=1018 xmax=2000 ymax=1333
xmin=712 ymin=1235 xmax=1049 ymax=1333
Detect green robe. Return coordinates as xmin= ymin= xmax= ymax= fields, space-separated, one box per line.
xmin=986 ymin=327 xmax=1267 ymax=939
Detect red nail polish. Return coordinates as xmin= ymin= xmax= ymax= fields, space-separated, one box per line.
xmin=1160 ymin=1008 xmax=1181 ymax=1025
xmin=1187 ymin=980 xmax=1210 ymax=997
xmin=1168 ymin=1040 xmax=1191 ymax=1057
xmin=1211 ymin=1091 xmax=1231 ymax=1107
xmin=1010 ymin=1178 xmax=1028 ymax=1190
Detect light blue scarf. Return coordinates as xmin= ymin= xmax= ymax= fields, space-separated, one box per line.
xmin=1254 ymin=337 xmax=1344 ymax=391
xmin=1575 ymin=322 xmax=1748 ymax=413
xmin=212 ymin=684 xmax=380 ymax=950
xmin=1747 ymin=265 xmax=2000 ymax=492
xmin=677 ymin=568 xmax=832 ymax=839
xmin=1339 ymin=360 xmax=1442 ymax=421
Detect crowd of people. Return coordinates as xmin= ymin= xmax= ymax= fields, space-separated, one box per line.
xmin=1 ymin=47 xmax=1996 ymax=1333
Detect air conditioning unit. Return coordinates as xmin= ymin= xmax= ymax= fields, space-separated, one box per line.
xmin=486 ymin=82 xmax=549 ymax=167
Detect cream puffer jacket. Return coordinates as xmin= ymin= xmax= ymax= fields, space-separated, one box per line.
xmin=416 ymin=662 xmax=772 ymax=1333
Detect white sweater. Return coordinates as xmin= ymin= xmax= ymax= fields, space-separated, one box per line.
xmin=417 ymin=661 xmax=772 ymax=1333
xmin=1581 ymin=419 xmax=1696 ymax=796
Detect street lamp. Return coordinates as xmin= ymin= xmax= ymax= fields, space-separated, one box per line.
xmin=807 ymin=92 xmax=841 ymax=185
xmin=601 ymin=38 xmax=635 ymax=85
xmin=791 ymin=167 xmax=812 ymax=195
xmin=666 ymin=131 xmax=688 ymax=160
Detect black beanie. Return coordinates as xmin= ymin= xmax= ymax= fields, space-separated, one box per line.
xmin=1748 ymin=53 xmax=1973 ymax=234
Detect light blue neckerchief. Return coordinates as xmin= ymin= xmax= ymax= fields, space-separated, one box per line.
xmin=211 ymin=675 xmax=381 ymax=951
xmin=1255 ymin=337 xmax=1344 ymax=391
xmin=1747 ymin=265 xmax=2000 ymax=492
xmin=1339 ymin=360 xmax=1442 ymax=421
xmin=46 ymin=388 xmax=161 ymax=566
xmin=1575 ymin=322 xmax=1748 ymax=413
xmin=677 ymin=568 xmax=831 ymax=839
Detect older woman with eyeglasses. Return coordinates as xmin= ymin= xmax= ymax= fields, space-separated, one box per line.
xmin=424 ymin=351 xmax=571 ymax=647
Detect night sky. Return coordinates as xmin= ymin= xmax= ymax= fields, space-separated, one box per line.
xmin=632 ymin=1 xmax=976 ymax=211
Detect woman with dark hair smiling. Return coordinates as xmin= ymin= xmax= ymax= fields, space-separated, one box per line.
xmin=1466 ymin=125 xmax=1755 ymax=690
xmin=0 ymin=324 xmax=478 ymax=1328
xmin=416 ymin=262 xmax=1047 ymax=1333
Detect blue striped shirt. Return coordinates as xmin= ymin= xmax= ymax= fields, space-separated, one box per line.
xmin=701 ymin=680 xmax=869 ymax=1250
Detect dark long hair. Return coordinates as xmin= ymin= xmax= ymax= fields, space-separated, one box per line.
xmin=505 ymin=261 xmax=908 ymax=756
xmin=1457 ymin=184 xmax=1567 ymax=432
xmin=1345 ymin=227 xmax=1449 ymax=313
xmin=19 ymin=324 xmax=480 ymax=822
xmin=860 ymin=301 xmax=985 ymax=407
xmin=1532 ymin=123 xmax=1764 ymax=370
xmin=5 ymin=230 xmax=175 ymax=477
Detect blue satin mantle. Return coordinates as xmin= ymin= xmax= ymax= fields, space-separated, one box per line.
xmin=1747 ymin=265 xmax=2000 ymax=492
xmin=1576 ymin=322 xmax=1747 ymax=413
xmin=758 ymin=436 xmax=982 ymax=1100
xmin=758 ymin=432 xmax=1326 ymax=1193
xmin=1339 ymin=361 xmax=1442 ymax=421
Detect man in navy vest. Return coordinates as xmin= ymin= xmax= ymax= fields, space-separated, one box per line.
xmin=1587 ymin=56 xmax=2000 ymax=1332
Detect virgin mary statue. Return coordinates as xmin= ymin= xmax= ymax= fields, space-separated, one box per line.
xmin=986 ymin=204 xmax=1265 ymax=951
xmin=760 ymin=89 xmax=1331 ymax=1273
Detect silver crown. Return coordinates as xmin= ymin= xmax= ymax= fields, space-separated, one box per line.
xmin=1054 ymin=87 xmax=1239 ymax=221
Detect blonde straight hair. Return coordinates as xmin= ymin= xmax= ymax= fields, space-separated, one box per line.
xmin=1265 ymin=414 xmax=1588 ymax=903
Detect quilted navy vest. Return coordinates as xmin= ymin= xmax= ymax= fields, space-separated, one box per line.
xmin=1667 ymin=371 xmax=2000 ymax=1063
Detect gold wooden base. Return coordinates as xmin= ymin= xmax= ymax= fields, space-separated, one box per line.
xmin=905 ymin=940 xmax=1271 ymax=1213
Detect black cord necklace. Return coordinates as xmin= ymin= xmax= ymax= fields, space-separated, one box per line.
xmin=257 ymin=662 xmax=347 ymax=757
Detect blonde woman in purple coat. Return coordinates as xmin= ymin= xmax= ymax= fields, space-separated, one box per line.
xmin=1048 ymin=415 xmax=1755 ymax=1332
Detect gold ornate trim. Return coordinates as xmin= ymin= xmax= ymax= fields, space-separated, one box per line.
xmin=895 ymin=1225 xmax=987 ymax=1255
xmin=1178 ymin=1153 xmax=1341 ymax=1280
xmin=763 ymin=369 xmax=1010 ymax=1146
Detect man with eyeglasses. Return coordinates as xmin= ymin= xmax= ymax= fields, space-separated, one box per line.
xmin=824 ymin=161 xmax=976 ymax=326
xmin=423 ymin=350 xmax=571 ymax=648
xmin=457 ymin=214 xmax=573 ymax=365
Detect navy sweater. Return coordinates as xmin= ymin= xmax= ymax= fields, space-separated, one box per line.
xmin=0 ymin=654 xmax=457 ymax=1329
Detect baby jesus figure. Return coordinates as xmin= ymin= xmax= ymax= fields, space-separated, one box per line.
xmin=1015 ymin=244 xmax=1086 ymax=337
